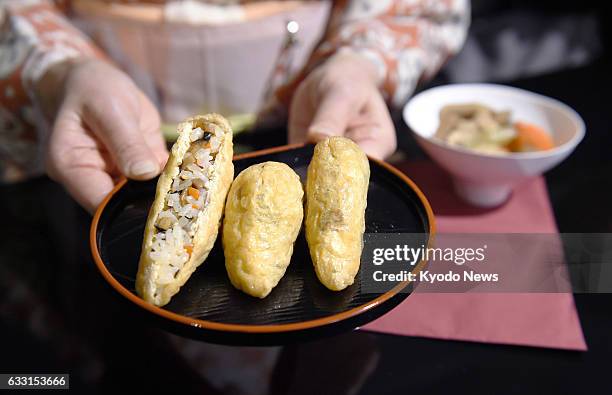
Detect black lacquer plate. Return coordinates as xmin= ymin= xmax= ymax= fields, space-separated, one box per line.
xmin=91 ymin=144 xmax=434 ymax=345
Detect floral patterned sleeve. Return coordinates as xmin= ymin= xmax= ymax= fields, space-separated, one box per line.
xmin=0 ymin=0 xmax=103 ymax=183
xmin=310 ymin=0 xmax=470 ymax=107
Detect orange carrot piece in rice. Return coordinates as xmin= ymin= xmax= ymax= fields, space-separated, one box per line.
xmin=187 ymin=186 xmax=200 ymax=200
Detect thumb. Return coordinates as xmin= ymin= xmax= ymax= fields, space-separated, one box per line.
xmin=86 ymin=98 xmax=161 ymax=180
xmin=307 ymin=88 xmax=361 ymax=142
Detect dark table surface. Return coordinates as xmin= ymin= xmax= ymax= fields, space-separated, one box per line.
xmin=1 ymin=56 xmax=611 ymax=394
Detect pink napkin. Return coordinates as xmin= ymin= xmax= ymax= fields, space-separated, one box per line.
xmin=362 ymin=161 xmax=587 ymax=350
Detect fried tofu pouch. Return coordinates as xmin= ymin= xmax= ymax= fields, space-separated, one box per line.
xmin=306 ymin=137 xmax=370 ymax=291
xmin=223 ymin=162 xmax=304 ymax=298
xmin=136 ymin=114 xmax=234 ymax=306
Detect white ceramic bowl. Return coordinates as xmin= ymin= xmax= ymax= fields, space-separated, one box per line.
xmin=403 ymin=84 xmax=585 ymax=207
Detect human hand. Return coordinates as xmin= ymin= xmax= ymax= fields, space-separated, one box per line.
xmin=288 ymin=51 xmax=397 ymax=159
xmin=38 ymin=59 xmax=168 ymax=213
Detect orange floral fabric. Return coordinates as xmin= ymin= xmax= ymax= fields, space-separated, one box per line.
xmin=0 ymin=1 xmax=103 ymax=181
xmin=311 ymin=0 xmax=469 ymax=105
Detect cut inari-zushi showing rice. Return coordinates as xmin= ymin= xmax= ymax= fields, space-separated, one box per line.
xmin=136 ymin=114 xmax=234 ymax=306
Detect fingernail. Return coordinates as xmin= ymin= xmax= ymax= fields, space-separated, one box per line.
xmin=308 ymin=132 xmax=331 ymax=143
xmin=129 ymin=160 xmax=158 ymax=177
xmin=309 ymin=124 xmax=334 ymax=136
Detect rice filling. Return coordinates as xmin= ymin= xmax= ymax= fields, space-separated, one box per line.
xmin=149 ymin=124 xmax=224 ymax=285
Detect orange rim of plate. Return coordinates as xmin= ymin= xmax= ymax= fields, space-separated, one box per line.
xmin=90 ymin=143 xmax=436 ymax=333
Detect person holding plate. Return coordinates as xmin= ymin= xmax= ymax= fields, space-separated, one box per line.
xmin=0 ymin=0 xmax=469 ymax=213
